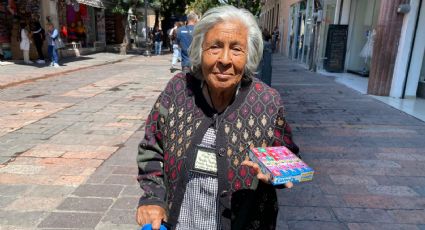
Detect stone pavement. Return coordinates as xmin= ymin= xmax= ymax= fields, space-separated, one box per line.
xmin=0 ymin=54 xmax=173 ymax=229
xmin=0 ymin=53 xmax=424 ymax=229
xmin=0 ymin=52 xmax=137 ymax=89
xmin=273 ymin=55 xmax=425 ymax=230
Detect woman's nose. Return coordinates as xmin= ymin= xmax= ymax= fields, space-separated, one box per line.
xmin=218 ymin=48 xmax=231 ymax=66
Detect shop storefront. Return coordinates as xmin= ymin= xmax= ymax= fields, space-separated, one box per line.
xmin=345 ymin=0 xmax=381 ymax=77
xmin=57 ymin=0 xmax=105 ymax=49
xmin=0 ymin=0 xmax=42 ymax=60
xmin=287 ymin=0 xmax=316 ymax=66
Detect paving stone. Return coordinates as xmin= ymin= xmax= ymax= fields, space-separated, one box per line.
xmin=121 ymin=185 xmax=144 ymax=197
xmin=72 ymin=184 xmax=123 ymax=197
xmin=0 ymin=156 xmax=10 ymax=164
xmin=38 ymin=212 xmax=103 ymax=228
xmin=112 ymin=166 xmax=138 ymax=175
xmin=373 ymin=176 xmax=425 ymax=187
xmin=4 ymin=196 xmax=63 ymax=211
xmin=0 ymin=164 xmax=44 ymax=174
xmin=278 ymin=184 xmax=329 ymax=206
xmin=391 ymin=197 xmax=425 ymax=209
xmin=275 ymin=219 xmax=289 ymax=230
xmin=100 ymin=209 xmax=138 ymax=225
xmin=0 ymin=196 xmax=17 ymax=208
xmin=319 ymin=184 xmax=370 ymax=195
xmin=95 ymin=222 xmax=140 ymax=230
xmin=412 ymin=186 xmax=425 ymax=196
xmin=26 ymin=185 xmax=75 ymax=198
xmin=332 ymin=208 xmax=395 ymax=223
xmin=56 ymin=197 xmax=113 ymax=212
xmin=388 ymin=210 xmax=425 ymax=224
xmin=103 ymin=175 xmax=137 ymax=185
xmin=280 ymin=206 xmax=335 ymax=221
xmin=0 ymin=184 xmax=32 ymax=196
xmin=111 ymin=196 xmax=139 ymax=210
xmin=287 ymin=221 xmax=347 ymax=230
xmin=366 ymin=185 xmax=419 ymax=197
xmin=348 ymin=223 xmax=420 ymax=230
xmin=329 ymin=175 xmax=378 ymax=185
xmin=0 ymin=210 xmax=47 ymax=227
xmin=342 ymin=194 xmax=400 ymax=209
xmin=357 ymin=159 xmax=401 ymax=168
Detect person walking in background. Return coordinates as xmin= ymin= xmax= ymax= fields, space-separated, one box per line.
xmin=176 ymin=12 xmax=198 ymax=74
xmin=136 ymin=5 xmax=298 ymax=230
xmin=170 ymin=21 xmax=182 ymax=72
xmin=30 ymin=17 xmax=45 ymax=64
xmin=46 ymin=23 xmax=59 ymax=68
xmin=271 ymin=26 xmax=280 ymax=53
xmin=153 ymin=26 xmax=163 ymax=55
xmin=19 ymin=22 xmax=33 ymax=64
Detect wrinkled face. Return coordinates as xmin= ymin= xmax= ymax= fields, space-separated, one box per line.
xmin=201 ymin=20 xmax=248 ymax=93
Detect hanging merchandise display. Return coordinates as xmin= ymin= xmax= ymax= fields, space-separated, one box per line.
xmin=359 ymin=29 xmax=376 ymax=61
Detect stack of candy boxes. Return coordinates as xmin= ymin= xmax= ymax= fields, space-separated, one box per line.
xmin=248 ymin=146 xmax=314 ymax=185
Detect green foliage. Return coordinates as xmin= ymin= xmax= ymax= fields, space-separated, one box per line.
xmin=186 ymin=0 xmax=221 ymax=15
xmin=184 ymin=0 xmax=262 ymax=16
xmin=224 ymin=0 xmax=262 ymax=16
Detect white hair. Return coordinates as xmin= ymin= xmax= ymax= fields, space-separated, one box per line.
xmin=189 ymin=5 xmax=263 ymax=80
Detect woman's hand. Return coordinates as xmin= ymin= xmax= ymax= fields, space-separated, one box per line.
xmin=136 ymin=205 xmax=167 ymax=229
xmin=241 ymin=160 xmax=293 ymax=188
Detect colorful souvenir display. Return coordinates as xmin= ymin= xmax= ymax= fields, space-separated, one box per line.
xmin=248 ymin=146 xmax=314 ymax=185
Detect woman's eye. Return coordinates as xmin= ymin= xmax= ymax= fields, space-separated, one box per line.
xmin=209 ymin=46 xmax=221 ymax=54
xmin=232 ymin=47 xmax=244 ymax=55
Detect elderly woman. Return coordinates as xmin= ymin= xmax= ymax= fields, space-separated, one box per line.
xmin=136 ymin=5 xmax=299 ymax=230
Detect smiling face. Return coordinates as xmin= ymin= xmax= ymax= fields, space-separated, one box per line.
xmin=201 ymin=20 xmax=248 ymax=94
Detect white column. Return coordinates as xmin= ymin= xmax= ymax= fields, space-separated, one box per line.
xmin=340 ymin=0 xmax=351 ymax=24
xmin=404 ymin=0 xmax=425 ymax=97
xmin=390 ymin=0 xmax=421 ymax=98
xmin=40 ymin=0 xmax=59 ymax=28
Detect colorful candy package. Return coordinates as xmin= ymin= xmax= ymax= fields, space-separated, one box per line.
xmin=248 ymin=146 xmax=314 ymax=185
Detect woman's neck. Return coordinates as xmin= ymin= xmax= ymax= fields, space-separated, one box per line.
xmin=203 ymin=83 xmax=237 ymax=113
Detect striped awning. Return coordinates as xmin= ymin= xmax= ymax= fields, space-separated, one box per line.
xmin=76 ymin=0 xmax=104 ymax=8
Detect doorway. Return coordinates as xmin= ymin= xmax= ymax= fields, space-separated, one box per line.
xmin=345 ymin=0 xmax=381 ymax=76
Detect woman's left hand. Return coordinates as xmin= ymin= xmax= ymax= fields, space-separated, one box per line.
xmin=241 ymin=160 xmax=293 ymax=188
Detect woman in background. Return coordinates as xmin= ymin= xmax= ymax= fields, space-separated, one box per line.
xmin=46 ymin=23 xmax=60 ymax=68
xmin=19 ymin=22 xmax=33 ymax=64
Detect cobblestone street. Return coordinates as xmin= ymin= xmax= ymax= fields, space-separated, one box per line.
xmin=0 ymin=54 xmax=173 ymax=229
xmin=0 ymin=53 xmax=425 ymax=229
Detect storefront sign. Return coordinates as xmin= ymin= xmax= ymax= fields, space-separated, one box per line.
xmin=324 ymin=24 xmax=348 ymax=73
xmin=76 ymin=0 xmax=104 ymax=8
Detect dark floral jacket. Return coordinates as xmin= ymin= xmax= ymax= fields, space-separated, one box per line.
xmin=137 ymin=73 xmax=299 ymax=230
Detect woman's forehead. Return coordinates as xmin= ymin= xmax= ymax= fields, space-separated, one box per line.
xmin=206 ymin=20 xmax=247 ymax=39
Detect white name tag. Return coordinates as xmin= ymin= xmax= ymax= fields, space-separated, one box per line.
xmin=194 ymin=148 xmax=217 ymax=174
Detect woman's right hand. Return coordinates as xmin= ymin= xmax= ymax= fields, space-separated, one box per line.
xmin=136 ymin=205 xmax=167 ymax=229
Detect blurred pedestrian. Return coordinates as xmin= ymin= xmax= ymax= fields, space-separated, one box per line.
xmin=19 ymin=22 xmax=33 ymax=64
xmin=153 ymin=26 xmax=163 ymax=55
xmin=46 ymin=23 xmax=60 ymax=68
xmin=170 ymin=21 xmax=182 ymax=72
xmin=176 ymin=12 xmax=198 ymax=74
xmin=271 ymin=26 xmax=280 ymax=53
xmin=30 ymin=17 xmax=46 ymax=64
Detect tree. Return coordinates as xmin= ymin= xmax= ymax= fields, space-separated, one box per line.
xmin=224 ymin=0 xmax=262 ymax=16
xmin=185 ymin=0 xmax=262 ymax=16
xmin=186 ymin=0 xmax=221 ymax=15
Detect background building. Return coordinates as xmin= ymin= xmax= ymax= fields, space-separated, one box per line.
xmin=260 ymin=0 xmax=425 ymax=99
